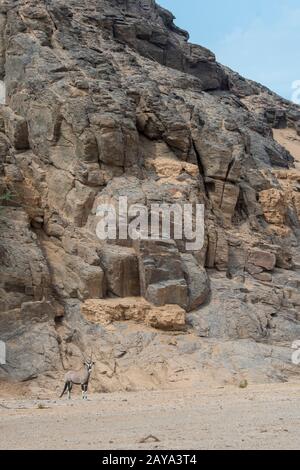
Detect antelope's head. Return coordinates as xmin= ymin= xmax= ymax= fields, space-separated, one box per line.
xmin=84 ymin=359 xmax=95 ymax=373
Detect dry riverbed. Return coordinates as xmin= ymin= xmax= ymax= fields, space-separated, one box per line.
xmin=0 ymin=382 xmax=300 ymax=450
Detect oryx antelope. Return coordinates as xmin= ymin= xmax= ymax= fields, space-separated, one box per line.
xmin=60 ymin=357 xmax=95 ymax=400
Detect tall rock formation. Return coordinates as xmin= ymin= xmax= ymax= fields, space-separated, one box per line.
xmin=0 ymin=0 xmax=300 ymax=391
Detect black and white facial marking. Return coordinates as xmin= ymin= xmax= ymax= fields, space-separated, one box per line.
xmin=85 ymin=360 xmax=95 ymax=373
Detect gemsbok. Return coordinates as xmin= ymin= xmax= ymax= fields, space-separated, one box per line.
xmin=60 ymin=357 xmax=95 ymax=400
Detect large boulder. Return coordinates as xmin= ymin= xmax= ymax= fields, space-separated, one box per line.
xmin=135 ymin=239 xmax=188 ymax=309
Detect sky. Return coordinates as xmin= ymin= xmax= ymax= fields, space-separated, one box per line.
xmin=158 ymin=0 xmax=300 ymax=100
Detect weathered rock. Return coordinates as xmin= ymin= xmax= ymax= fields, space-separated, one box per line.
xmin=227 ymin=241 xmax=247 ymax=277
xmin=43 ymin=241 xmax=106 ymax=300
xmin=76 ymin=130 xmax=99 ymax=163
xmin=145 ymin=305 xmax=186 ymax=331
xmin=246 ymin=264 xmax=263 ymax=276
xmin=107 ymin=1 xmax=227 ymax=91
xmin=135 ymin=239 xmax=188 ymax=309
xmin=0 ymin=305 xmax=61 ymax=381
xmin=215 ymin=231 xmax=229 ymax=271
xmin=64 ymin=181 xmax=97 ymax=227
xmin=275 ymin=247 xmax=294 ymax=270
xmin=0 ymin=208 xmax=52 ymax=312
xmin=206 ymin=228 xmax=229 ymax=271
xmin=0 ymin=106 xmax=29 ymax=150
xmin=265 ymin=108 xmax=287 ymax=129
xmin=0 ymin=0 xmax=300 ymax=390
xmin=206 ymin=178 xmax=240 ymax=224
xmin=259 ymin=189 xmax=287 ymax=225
xmin=146 ymin=280 xmax=188 ymax=309
xmin=81 ymin=297 xmax=186 ymax=331
xmin=248 ymin=250 xmax=276 ymax=272
xmin=253 ymin=272 xmax=273 ymax=283
xmin=0 ymin=14 xmax=5 ymax=80
xmin=0 ymin=206 xmax=62 ymax=381
xmin=81 ymin=297 xmax=150 ymax=325
xmin=181 ymin=254 xmax=210 ymax=311
xmin=99 ymin=246 xmax=140 ymax=297
xmin=284 ymin=289 xmax=300 ymax=307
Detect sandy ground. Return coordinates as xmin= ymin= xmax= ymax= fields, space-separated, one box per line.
xmin=0 ymin=382 xmax=300 ymax=450
xmin=273 ymin=128 xmax=300 ymax=168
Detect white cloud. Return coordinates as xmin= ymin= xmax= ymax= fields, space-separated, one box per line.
xmin=214 ymin=7 xmax=300 ymax=99
xmin=292 ymin=80 xmax=300 ymax=104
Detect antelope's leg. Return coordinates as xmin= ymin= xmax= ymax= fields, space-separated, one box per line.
xmin=60 ymin=382 xmax=68 ymax=398
xmin=81 ymin=384 xmax=85 ymax=399
xmin=67 ymin=382 xmax=72 ymax=400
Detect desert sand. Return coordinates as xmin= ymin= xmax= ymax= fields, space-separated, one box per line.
xmin=1 ymin=383 xmax=300 ymax=450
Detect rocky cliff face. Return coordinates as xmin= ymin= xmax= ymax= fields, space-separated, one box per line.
xmin=1 ymin=0 xmax=300 ymax=392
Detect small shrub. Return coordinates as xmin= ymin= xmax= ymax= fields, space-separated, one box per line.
xmin=37 ymin=403 xmax=47 ymax=410
xmin=239 ymin=379 xmax=248 ymax=389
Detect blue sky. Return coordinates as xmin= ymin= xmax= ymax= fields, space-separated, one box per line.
xmin=158 ymin=0 xmax=300 ymax=99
